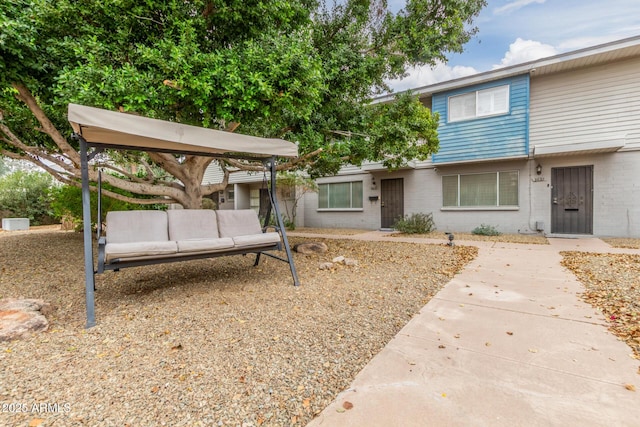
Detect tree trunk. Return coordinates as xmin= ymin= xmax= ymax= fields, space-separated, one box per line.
xmin=181 ymin=174 xmax=205 ymax=209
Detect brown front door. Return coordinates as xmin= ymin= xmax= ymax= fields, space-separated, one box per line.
xmin=551 ymin=166 xmax=593 ymax=234
xmin=381 ymin=178 xmax=404 ymax=229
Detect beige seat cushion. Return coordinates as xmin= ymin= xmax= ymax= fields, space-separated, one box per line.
xmin=105 ymin=241 xmax=177 ymax=262
xmin=232 ymin=232 xmax=281 ymax=248
xmin=167 ymin=209 xmax=219 ymax=241
xmin=176 ymin=237 xmax=234 ymax=253
xmin=106 ymin=211 xmax=169 ymax=243
xmin=216 ymin=209 xmax=263 ymax=238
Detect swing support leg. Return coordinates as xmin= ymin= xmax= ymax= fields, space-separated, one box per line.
xmin=256 ymin=157 xmax=300 ymax=286
xmin=77 ymin=135 xmax=97 ymax=328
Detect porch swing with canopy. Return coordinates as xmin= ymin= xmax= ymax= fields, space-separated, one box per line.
xmin=68 ymin=103 xmax=300 ymax=328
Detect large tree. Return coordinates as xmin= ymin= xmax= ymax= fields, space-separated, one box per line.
xmin=0 ymin=0 xmax=486 ymax=208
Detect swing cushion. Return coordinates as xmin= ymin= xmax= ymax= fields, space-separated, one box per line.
xmin=167 ymin=209 xmax=235 ymax=253
xmin=107 ymin=210 xmax=170 ymax=243
xmin=168 ymin=209 xmax=220 ymax=240
xmin=232 ymin=232 xmax=281 ymax=248
xmin=104 ymin=211 xmax=177 ymax=262
xmin=216 ymin=209 xmax=281 ymax=248
xmin=101 ymin=209 xmax=281 ymax=265
xmin=216 ymin=209 xmax=263 ymax=237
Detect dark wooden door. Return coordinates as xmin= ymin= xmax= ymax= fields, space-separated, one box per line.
xmin=551 ymin=166 xmax=593 ymax=234
xmin=381 ymin=178 xmax=404 ymax=229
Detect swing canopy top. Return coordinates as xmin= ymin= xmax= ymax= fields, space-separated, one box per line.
xmin=68 ymin=103 xmax=299 ymax=158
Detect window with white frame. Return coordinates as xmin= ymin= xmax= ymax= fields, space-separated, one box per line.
xmin=442 ymin=171 xmax=518 ymax=207
xmin=448 ymin=85 xmax=510 ymax=122
xmin=318 ymin=181 xmax=363 ymax=209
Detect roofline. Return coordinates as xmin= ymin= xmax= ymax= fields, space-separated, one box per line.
xmin=375 ymin=34 xmax=640 ymax=103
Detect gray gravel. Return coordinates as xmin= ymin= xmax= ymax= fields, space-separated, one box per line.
xmin=0 ymin=229 xmax=476 ymax=426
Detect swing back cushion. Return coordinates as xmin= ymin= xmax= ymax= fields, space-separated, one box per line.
xmin=104 ymin=211 xmax=177 ymax=261
xmin=167 ymin=209 xmax=234 ymax=253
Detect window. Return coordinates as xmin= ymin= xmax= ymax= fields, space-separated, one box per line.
xmin=442 ymin=171 xmax=518 ymax=208
xmin=227 ymin=189 xmax=235 ymax=201
xmin=448 ymin=85 xmax=509 ymax=122
xmin=318 ymin=181 xmax=363 ymax=209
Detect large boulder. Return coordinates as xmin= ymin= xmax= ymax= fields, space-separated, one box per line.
xmin=293 ymin=242 xmax=329 ymax=254
xmin=0 ymin=298 xmax=52 ymax=342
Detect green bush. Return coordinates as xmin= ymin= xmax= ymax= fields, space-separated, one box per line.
xmin=0 ymin=170 xmax=55 ymax=225
xmin=393 ymin=212 xmax=435 ymax=234
xmin=472 ymin=224 xmax=502 ymax=236
xmin=50 ymin=185 xmax=163 ymax=230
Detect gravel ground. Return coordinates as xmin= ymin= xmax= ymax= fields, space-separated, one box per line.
xmin=0 ymin=228 xmax=476 ymax=426
xmin=293 ymin=227 xmax=549 ymax=244
xmin=561 ymin=251 xmax=640 ymax=359
xmin=388 ymin=230 xmax=549 ymax=245
xmin=291 ymin=228 xmax=369 ymax=236
xmin=601 ymin=238 xmax=640 ymax=249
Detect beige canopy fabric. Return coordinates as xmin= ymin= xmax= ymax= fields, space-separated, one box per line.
xmin=68 ymin=103 xmax=298 ymax=158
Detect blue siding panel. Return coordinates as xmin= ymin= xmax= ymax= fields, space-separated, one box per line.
xmin=432 ymin=75 xmax=530 ymax=164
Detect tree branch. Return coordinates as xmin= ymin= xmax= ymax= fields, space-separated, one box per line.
xmin=0 ymin=126 xmax=76 ymax=174
xmin=97 ymin=163 xmax=154 ymax=184
xmin=147 ymin=151 xmax=186 ymax=181
xmin=93 ymin=169 xmax=186 ymax=203
xmin=63 ymin=177 xmax=175 ymax=205
xmin=201 ymin=165 xmax=230 ymax=195
xmin=11 ymin=83 xmax=81 ymax=166
xmin=224 ymin=148 xmax=324 ymax=171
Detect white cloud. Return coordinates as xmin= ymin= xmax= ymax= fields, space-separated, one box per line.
xmin=492 ymin=38 xmax=558 ymax=69
xmin=387 ymin=61 xmax=479 ymax=92
xmin=557 ymin=35 xmax=631 ymax=51
xmin=494 ymin=0 xmax=546 ymax=15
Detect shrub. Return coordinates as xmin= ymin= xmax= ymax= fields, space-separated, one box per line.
xmin=472 ymin=224 xmax=502 ymax=236
xmin=393 ymin=212 xmax=435 ymax=234
xmin=0 ymin=170 xmax=55 ymax=225
xmin=50 ymin=185 xmax=164 ymax=231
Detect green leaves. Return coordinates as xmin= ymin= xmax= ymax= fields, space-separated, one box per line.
xmin=1 ymin=0 xmax=485 ymax=206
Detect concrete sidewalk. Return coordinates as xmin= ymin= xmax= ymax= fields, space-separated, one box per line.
xmin=304 ymin=235 xmax=640 ymax=427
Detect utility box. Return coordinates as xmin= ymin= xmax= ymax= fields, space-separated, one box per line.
xmin=535 ymin=221 xmax=545 ymax=232
xmin=2 ymin=218 xmax=30 ymax=231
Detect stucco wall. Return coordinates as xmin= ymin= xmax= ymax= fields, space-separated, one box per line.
xmin=301 ymin=151 xmax=640 ymax=237
xmin=534 ymin=152 xmax=640 ymax=237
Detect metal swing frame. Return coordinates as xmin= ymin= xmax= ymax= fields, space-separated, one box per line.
xmin=70 ymin=104 xmax=300 ymax=328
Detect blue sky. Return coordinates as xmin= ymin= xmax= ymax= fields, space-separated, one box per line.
xmin=388 ymin=0 xmax=640 ymax=91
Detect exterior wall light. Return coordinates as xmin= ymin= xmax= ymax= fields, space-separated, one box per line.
xmin=536 ymin=164 xmax=542 ymax=175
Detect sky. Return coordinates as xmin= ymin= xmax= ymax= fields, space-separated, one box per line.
xmin=387 ymin=0 xmax=640 ymax=92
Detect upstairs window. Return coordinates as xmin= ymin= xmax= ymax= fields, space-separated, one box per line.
xmin=448 ymin=85 xmax=510 ymax=122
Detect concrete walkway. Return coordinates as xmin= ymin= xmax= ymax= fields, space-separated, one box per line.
xmin=298 ymin=233 xmax=640 ymax=427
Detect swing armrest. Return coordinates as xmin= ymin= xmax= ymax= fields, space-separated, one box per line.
xmin=97 ymin=236 xmax=107 ymax=274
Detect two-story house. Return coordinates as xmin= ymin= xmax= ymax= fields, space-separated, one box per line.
xmin=208 ymin=35 xmax=640 ymax=237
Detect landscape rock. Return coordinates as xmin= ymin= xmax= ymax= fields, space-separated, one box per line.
xmin=318 ymin=262 xmax=334 ymax=270
xmin=0 ymin=298 xmax=52 ymax=342
xmin=332 ymin=256 xmax=345 ymax=264
xmin=344 ymin=258 xmax=359 ymax=266
xmin=294 ymin=242 xmax=329 ymax=254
